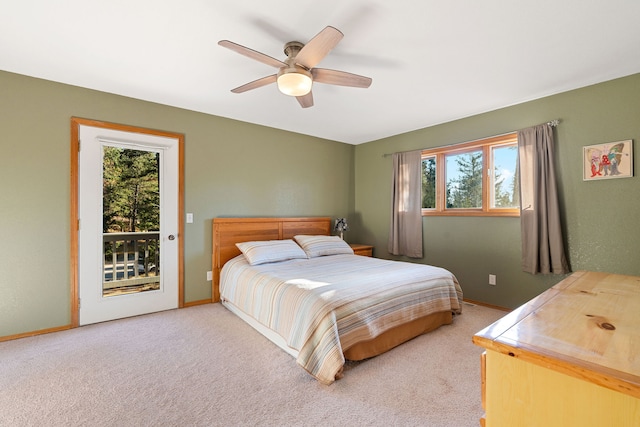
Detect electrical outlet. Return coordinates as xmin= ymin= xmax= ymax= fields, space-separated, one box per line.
xmin=489 ymin=274 xmax=497 ymax=286
xmin=206 ymin=271 xmax=212 ymax=281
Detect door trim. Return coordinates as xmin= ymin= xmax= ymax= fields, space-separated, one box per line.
xmin=70 ymin=117 xmax=185 ymax=327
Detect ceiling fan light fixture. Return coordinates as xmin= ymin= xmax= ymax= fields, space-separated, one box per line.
xmin=219 ymin=26 xmax=370 ymax=107
xmin=277 ymin=69 xmax=312 ymax=97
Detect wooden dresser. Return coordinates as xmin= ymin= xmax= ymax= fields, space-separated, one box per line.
xmin=473 ymin=271 xmax=640 ymax=427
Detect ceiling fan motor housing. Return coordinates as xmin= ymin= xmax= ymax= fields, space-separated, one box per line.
xmin=277 ymin=42 xmax=313 ymax=96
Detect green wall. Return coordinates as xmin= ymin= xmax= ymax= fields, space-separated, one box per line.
xmin=0 ymin=71 xmax=354 ymax=337
xmin=353 ymin=73 xmax=640 ymax=308
xmin=2 ymin=69 xmax=639 ymax=338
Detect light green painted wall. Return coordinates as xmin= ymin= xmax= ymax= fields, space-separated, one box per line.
xmin=0 ymin=71 xmax=354 ymax=337
xmin=353 ymin=73 xmax=640 ymax=309
xmin=2 ymin=69 xmax=638 ymax=338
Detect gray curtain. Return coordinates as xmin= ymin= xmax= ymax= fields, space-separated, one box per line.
xmin=388 ymin=150 xmax=423 ymax=258
xmin=517 ymin=124 xmax=570 ymax=274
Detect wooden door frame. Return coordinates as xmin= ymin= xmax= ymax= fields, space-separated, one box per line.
xmin=70 ymin=117 xmax=185 ymax=327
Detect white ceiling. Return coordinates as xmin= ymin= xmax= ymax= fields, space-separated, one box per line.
xmin=2 ymin=1 xmax=640 ymax=144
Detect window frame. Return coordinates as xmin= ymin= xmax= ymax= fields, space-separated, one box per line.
xmin=421 ymin=133 xmax=520 ymax=217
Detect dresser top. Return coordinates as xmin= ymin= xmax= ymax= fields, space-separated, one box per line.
xmin=473 ymin=271 xmax=640 ymax=398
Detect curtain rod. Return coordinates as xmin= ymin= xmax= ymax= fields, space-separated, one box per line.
xmin=382 ymin=119 xmax=561 ymax=158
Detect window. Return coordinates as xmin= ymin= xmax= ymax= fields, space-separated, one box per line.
xmin=421 ymin=133 xmax=519 ymax=216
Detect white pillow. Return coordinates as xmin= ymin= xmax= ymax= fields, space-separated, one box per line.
xmin=236 ymin=239 xmax=308 ymax=265
xmin=293 ymin=235 xmax=354 ymax=258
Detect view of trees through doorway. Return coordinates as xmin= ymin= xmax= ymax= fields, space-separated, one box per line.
xmin=102 ymin=146 xmax=161 ymax=297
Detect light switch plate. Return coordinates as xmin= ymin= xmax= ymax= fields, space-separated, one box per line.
xmin=186 ymin=213 xmax=193 ymax=223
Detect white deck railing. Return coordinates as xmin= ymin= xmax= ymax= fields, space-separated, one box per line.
xmin=103 ymin=232 xmax=159 ymax=290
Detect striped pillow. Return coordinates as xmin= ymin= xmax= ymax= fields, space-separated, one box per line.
xmin=236 ymin=239 xmax=308 ymax=265
xmin=294 ymin=235 xmax=354 ymax=258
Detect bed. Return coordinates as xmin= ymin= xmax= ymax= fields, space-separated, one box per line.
xmin=212 ymin=217 xmax=463 ymax=384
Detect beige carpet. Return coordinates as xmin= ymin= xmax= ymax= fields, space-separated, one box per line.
xmin=0 ymin=302 xmax=505 ymax=426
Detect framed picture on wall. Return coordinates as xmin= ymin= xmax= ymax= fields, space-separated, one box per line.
xmin=583 ymin=139 xmax=633 ymax=181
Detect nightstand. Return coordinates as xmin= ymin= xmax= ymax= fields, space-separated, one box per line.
xmin=349 ymin=244 xmax=373 ymax=257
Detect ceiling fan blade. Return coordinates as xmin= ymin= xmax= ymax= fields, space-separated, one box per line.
xmin=311 ymin=68 xmax=372 ymax=88
xmin=296 ymin=91 xmax=314 ymax=108
xmin=218 ymin=40 xmax=287 ymax=68
xmin=230 ymin=74 xmax=277 ymax=93
xmin=295 ymin=26 xmax=344 ymax=69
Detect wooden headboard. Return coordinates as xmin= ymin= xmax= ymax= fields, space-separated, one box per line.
xmin=211 ymin=217 xmax=331 ymax=302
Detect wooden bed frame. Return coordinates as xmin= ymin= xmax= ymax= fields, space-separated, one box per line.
xmin=211 ymin=216 xmax=454 ymax=364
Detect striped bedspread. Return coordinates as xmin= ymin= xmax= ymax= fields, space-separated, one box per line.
xmin=220 ymin=254 xmax=463 ymax=384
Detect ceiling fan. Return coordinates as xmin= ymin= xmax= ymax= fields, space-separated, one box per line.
xmin=218 ymin=26 xmax=372 ymax=108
